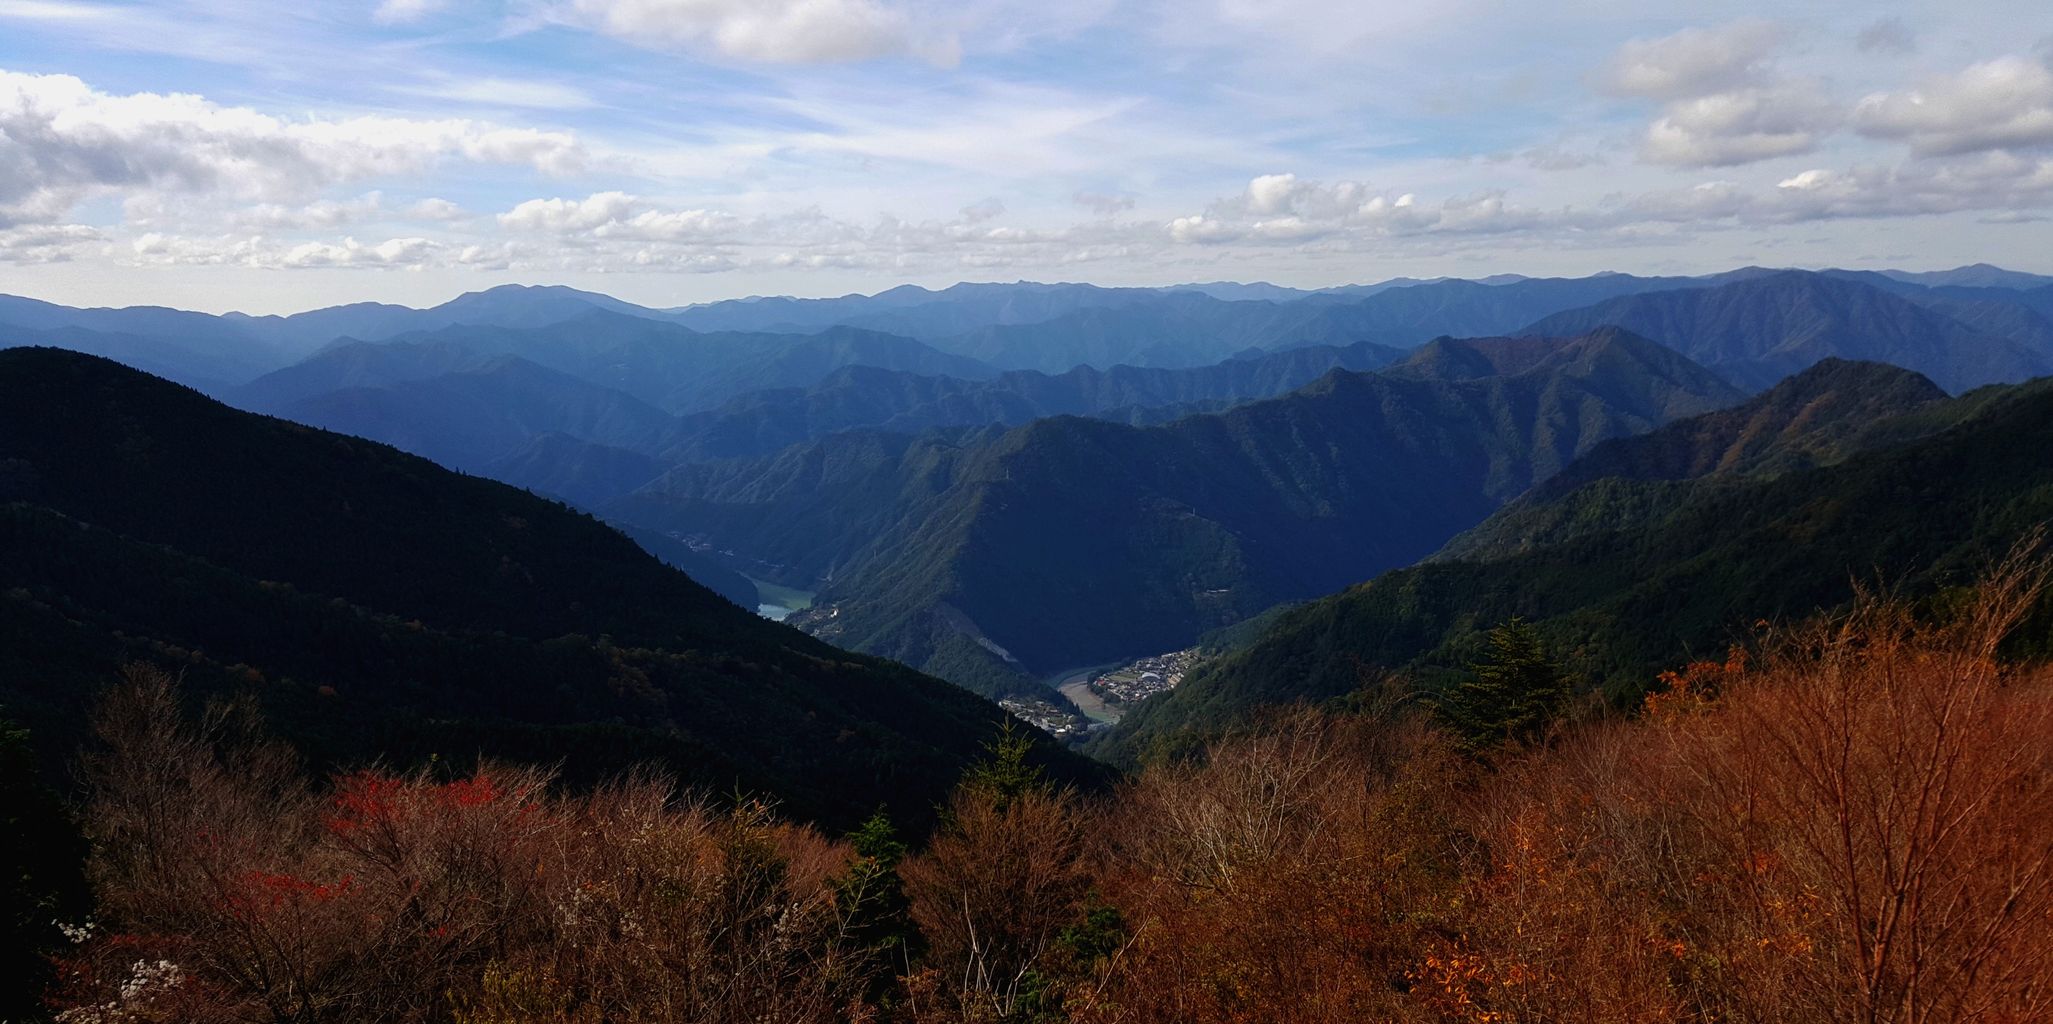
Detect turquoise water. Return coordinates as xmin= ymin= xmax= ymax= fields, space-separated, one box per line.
xmin=748 ymin=577 xmax=817 ymax=622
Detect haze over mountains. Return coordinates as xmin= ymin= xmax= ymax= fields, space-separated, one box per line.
xmin=609 ymin=327 xmax=1740 ymax=697
xmin=6 ymin=261 xmax=2053 ymax=731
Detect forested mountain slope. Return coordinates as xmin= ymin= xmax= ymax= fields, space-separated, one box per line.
xmin=610 ymin=328 xmax=1741 ymax=696
xmin=0 ymin=347 xmax=1090 ymax=828
xmin=1094 ymin=370 xmax=2053 ymax=762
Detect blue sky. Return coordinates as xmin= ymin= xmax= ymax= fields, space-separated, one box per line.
xmin=2 ymin=0 xmax=2051 ymax=312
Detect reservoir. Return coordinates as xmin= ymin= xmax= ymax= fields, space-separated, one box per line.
xmin=750 ymin=578 xmax=817 ymax=621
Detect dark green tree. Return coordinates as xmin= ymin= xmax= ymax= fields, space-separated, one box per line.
xmin=959 ymin=722 xmax=1046 ymax=811
xmin=1433 ymin=617 xmax=1570 ymax=755
xmin=834 ymin=808 xmax=919 ymax=993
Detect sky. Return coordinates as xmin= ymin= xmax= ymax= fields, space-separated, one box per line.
xmin=2 ymin=0 xmax=2052 ymax=313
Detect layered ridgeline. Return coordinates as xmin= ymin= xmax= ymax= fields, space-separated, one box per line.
xmin=234 ymin=310 xmax=999 ymax=417
xmin=1093 ymin=359 xmax=2053 ymax=763
xmin=11 ymin=267 xmax=2052 ymax=403
xmin=608 ymin=328 xmax=1743 ymax=698
xmin=658 ymin=339 xmax=1407 ymax=463
xmin=1522 ymin=271 xmax=2053 ymax=392
xmin=0 ymin=347 xmax=1094 ymax=829
xmin=230 ymin=333 xmax=1412 ymax=507
xmin=0 ymin=285 xmax=677 ymax=393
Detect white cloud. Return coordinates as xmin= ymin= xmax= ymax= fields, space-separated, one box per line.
xmin=1617 ymin=152 xmax=2053 ymax=225
xmin=499 ymin=191 xmax=644 ymax=233
xmin=373 ymin=0 xmax=449 ymax=24
xmin=282 ymin=236 xmax=438 ymax=268
xmin=1853 ymin=56 xmax=2053 ymax=156
xmin=1641 ymin=85 xmax=1838 ymax=167
xmin=126 ymin=231 xmax=443 ymax=269
xmin=1599 ymin=20 xmax=1786 ymax=101
xmin=1167 ymin=214 xmax=1234 ymax=244
xmin=230 ymin=193 xmax=389 ymax=231
xmin=567 ymin=0 xmax=961 ymax=65
xmin=0 ymin=69 xmax=586 ymax=228
xmin=407 ymin=197 xmax=468 ymax=221
xmin=0 ymin=222 xmax=101 ymax=263
xmin=1168 ymin=175 xmax=1550 ymax=246
xmin=1595 ymin=22 xmax=1842 ymax=170
xmin=1777 ymin=168 xmax=1836 ymax=190
xmin=497 ymin=191 xmax=742 ymax=241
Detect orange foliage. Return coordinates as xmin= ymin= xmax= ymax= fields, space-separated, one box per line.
xmin=45 ymin=561 xmax=2053 ymax=1024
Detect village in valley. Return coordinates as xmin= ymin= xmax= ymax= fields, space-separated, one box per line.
xmin=1086 ymin=649 xmax=1199 ymax=707
xmin=1005 ymin=647 xmax=1204 ymax=740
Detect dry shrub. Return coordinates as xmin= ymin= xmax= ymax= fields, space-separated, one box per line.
xmin=1638 ymin=563 xmax=2053 ymax=1024
xmin=1432 ymin=557 xmax=2053 ymax=1024
xmin=899 ymin=751 xmax=1095 ymax=1023
xmin=45 ymin=558 xmax=2053 ymax=1024
xmin=1080 ymin=710 xmax=1463 ymax=1024
xmin=53 ymin=668 xmax=870 ymax=1024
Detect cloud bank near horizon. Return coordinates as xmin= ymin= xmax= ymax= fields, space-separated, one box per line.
xmin=1 ymin=0 xmax=2049 ymax=310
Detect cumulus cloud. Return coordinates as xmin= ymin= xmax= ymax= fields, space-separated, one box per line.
xmin=1596 ymin=22 xmax=1846 ymax=169
xmin=126 ymin=231 xmax=445 ymax=269
xmin=407 ymin=197 xmax=468 ymax=221
xmin=1167 ymin=175 xmax=1556 ymax=246
xmin=0 ymin=69 xmax=585 ymax=227
xmin=230 ymin=193 xmax=389 ymax=231
xmin=0 ymin=222 xmax=101 ymax=263
xmin=1599 ymin=20 xmax=1786 ymax=100
xmin=1640 ymin=85 xmax=1838 ymax=167
xmin=497 ymin=192 xmax=741 ymax=241
xmin=280 ymin=235 xmax=438 ymax=268
xmin=1615 ymin=152 xmax=2053 ymax=225
xmin=498 ymin=191 xmax=643 ymax=233
xmin=1853 ymin=56 xmax=2053 ymax=155
xmin=567 ymin=0 xmax=960 ymax=65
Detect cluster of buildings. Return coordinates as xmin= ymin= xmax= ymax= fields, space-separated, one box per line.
xmin=1090 ymin=648 xmax=1199 ymax=707
xmin=998 ymin=694 xmax=1089 ymax=740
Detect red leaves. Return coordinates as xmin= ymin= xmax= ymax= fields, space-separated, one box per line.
xmin=323 ymin=769 xmax=515 ymax=835
xmin=323 ymin=770 xmax=404 ymax=835
xmin=441 ymin=775 xmax=502 ymax=808
xmin=222 ymin=870 xmax=357 ymax=920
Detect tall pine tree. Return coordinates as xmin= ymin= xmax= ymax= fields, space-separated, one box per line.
xmin=1434 ymin=617 xmax=1569 ymax=755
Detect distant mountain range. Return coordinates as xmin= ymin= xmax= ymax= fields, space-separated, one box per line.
xmin=9 ymin=263 xmax=2053 ymax=719
xmin=0 ymin=347 xmax=1094 ymax=828
xmin=10 ymin=264 xmax=2051 ymax=400
xmin=607 ymin=328 xmax=1742 ymax=697
xmin=1522 ymin=271 xmax=2053 ymax=392
xmin=657 ymin=339 xmax=1408 ymax=463
xmin=1091 ymin=359 xmax=2053 ymax=762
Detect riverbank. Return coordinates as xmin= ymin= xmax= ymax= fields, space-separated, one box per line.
xmin=748 ymin=577 xmax=817 ymax=621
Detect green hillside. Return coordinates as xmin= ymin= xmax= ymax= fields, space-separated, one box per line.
xmin=0 ymin=347 xmax=1092 ymax=830
xmin=1094 ymin=370 xmax=2053 ymax=762
xmin=611 ymin=328 xmax=1742 ymax=697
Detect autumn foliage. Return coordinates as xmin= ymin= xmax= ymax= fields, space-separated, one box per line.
xmin=39 ymin=564 xmax=2053 ymax=1023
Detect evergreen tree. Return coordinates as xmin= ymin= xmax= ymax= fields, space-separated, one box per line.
xmin=834 ymin=808 xmax=919 ymax=978
xmin=1434 ymin=617 xmax=1569 ymax=755
xmin=960 ymin=722 xmax=1046 ymax=811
